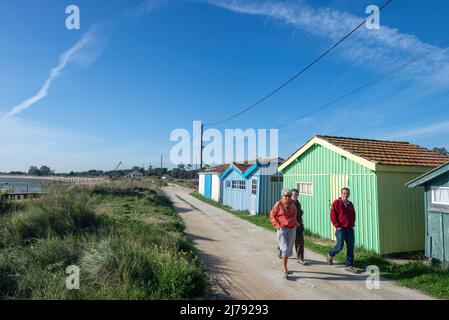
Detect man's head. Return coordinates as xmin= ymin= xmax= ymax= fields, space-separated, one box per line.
xmin=291 ymin=188 xmax=299 ymax=201
xmin=281 ymin=189 xmax=293 ymax=205
xmin=341 ymin=187 xmax=350 ymax=202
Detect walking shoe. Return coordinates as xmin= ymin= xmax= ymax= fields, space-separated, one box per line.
xmin=345 ymin=266 xmax=359 ymax=274
xmin=283 ymin=271 xmax=289 ymax=279
xmin=297 ymin=259 xmax=310 ymax=266
xmin=327 ymin=254 xmax=333 ymax=265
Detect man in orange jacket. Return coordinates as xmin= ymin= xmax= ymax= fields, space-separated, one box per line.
xmin=270 ymin=189 xmax=298 ymax=279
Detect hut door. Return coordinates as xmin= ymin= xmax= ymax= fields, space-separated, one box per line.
xmin=329 ymin=174 xmax=349 ymax=241
xmin=249 ymin=178 xmax=258 ymax=215
xmin=428 ymin=212 xmax=444 ymax=261
xmin=204 ymin=174 xmax=212 ymax=199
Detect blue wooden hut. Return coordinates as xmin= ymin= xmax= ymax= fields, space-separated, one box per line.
xmin=220 ymin=158 xmax=284 ymax=215
xmin=407 ymin=161 xmax=449 ymax=263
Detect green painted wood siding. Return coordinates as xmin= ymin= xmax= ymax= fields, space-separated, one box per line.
xmin=377 ymin=172 xmax=426 ymax=254
xmin=282 ymin=144 xmax=381 ymax=253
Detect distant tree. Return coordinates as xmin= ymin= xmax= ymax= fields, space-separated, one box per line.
xmin=8 ymin=171 xmax=26 ymax=175
xmin=39 ymin=166 xmax=52 ymax=176
xmin=28 ymin=166 xmax=41 ymax=176
xmin=433 ymin=147 xmax=449 ymax=156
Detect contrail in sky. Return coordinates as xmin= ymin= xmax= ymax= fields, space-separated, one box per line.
xmin=4 ymin=0 xmax=166 ymax=118
xmin=5 ymin=29 xmax=97 ymax=118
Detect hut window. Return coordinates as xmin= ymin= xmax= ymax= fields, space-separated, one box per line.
xmin=431 ymin=187 xmax=449 ymax=205
xmin=251 ymin=179 xmax=257 ymax=195
xmin=232 ymin=181 xmax=246 ymax=190
xmin=297 ymin=182 xmax=313 ymax=195
xmin=225 ymin=181 xmax=231 ymax=188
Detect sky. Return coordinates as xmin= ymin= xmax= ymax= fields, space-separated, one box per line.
xmin=1 ymin=0 xmax=449 ymax=172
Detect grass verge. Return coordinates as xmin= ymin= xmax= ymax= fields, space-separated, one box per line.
xmin=0 ymin=182 xmax=205 ymax=300
xmin=190 ymin=191 xmax=449 ymax=300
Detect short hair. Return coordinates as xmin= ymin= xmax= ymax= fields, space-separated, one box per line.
xmin=291 ymin=188 xmax=299 ymax=194
xmin=282 ymin=189 xmax=292 ymax=196
xmin=341 ymin=187 xmax=350 ymax=193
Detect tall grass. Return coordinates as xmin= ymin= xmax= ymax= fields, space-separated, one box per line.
xmin=0 ymin=183 xmax=205 ymax=300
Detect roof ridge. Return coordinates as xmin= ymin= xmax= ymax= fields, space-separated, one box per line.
xmin=316 ymin=134 xmax=410 ymax=144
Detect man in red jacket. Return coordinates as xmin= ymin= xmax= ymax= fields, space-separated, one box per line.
xmin=327 ymin=187 xmax=358 ymax=273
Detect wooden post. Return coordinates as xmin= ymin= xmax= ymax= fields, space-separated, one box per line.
xmin=200 ymin=123 xmax=204 ymax=171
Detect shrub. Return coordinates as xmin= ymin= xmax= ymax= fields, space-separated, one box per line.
xmin=0 ymin=191 xmax=107 ymax=246
xmin=153 ymin=249 xmax=205 ymax=299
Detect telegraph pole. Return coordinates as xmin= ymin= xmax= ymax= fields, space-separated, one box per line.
xmin=160 ymin=154 xmax=163 ymax=177
xmin=200 ymin=123 xmax=204 ymax=171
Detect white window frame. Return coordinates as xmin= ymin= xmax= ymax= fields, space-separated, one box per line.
xmin=232 ymin=180 xmax=246 ymax=190
xmin=431 ymin=186 xmax=449 ymax=206
xmin=251 ymin=179 xmax=258 ymax=195
xmin=297 ymin=182 xmax=313 ymax=196
xmin=225 ymin=181 xmax=231 ymax=189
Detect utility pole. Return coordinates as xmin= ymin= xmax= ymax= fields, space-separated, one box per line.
xmin=160 ymin=155 xmax=163 ymax=177
xmin=200 ymin=123 xmax=204 ymax=171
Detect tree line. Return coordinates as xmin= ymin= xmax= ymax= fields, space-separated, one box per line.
xmin=2 ymin=147 xmax=447 ymax=178
xmin=1 ymin=164 xmax=201 ymax=180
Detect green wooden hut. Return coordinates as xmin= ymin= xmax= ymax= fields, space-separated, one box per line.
xmin=407 ymin=161 xmax=449 ymax=263
xmin=279 ymin=135 xmax=449 ymax=254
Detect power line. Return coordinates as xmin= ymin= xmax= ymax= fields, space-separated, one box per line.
xmin=218 ymin=43 xmax=447 ymax=151
xmin=203 ymin=0 xmax=394 ymax=127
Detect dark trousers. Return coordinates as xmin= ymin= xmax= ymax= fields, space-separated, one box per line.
xmin=295 ymin=228 xmax=305 ymax=260
xmin=328 ymin=228 xmax=354 ymax=267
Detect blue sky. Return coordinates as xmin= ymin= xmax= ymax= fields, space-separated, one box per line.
xmin=1 ymin=0 xmax=449 ymax=172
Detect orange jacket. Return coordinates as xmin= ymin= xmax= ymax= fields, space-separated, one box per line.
xmin=270 ymin=200 xmax=298 ymax=230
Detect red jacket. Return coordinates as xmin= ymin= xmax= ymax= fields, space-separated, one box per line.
xmin=270 ymin=201 xmax=298 ymax=230
xmin=330 ymin=198 xmax=356 ymax=229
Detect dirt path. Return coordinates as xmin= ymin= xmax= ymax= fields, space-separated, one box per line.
xmin=164 ymin=184 xmax=433 ymax=300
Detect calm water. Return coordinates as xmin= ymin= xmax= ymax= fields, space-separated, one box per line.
xmin=0 ymin=177 xmax=52 ymax=193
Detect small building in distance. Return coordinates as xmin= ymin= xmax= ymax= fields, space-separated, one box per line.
xmin=127 ymin=171 xmax=144 ymax=178
xmin=407 ymin=161 xmax=449 ymax=263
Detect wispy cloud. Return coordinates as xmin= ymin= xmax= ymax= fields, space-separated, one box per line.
xmin=4 ymin=0 xmax=167 ymax=118
xmin=127 ymin=0 xmax=169 ymax=18
xmin=205 ymin=0 xmax=449 ymax=86
xmin=383 ymin=120 xmax=449 ymax=140
xmin=4 ymin=27 xmax=100 ymax=118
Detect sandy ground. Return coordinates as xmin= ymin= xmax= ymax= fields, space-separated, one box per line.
xmin=164 ymin=184 xmax=433 ymax=300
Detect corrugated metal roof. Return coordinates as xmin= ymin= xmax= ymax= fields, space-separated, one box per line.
xmin=317 ymin=135 xmax=449 ymax=167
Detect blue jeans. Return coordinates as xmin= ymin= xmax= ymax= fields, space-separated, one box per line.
xmin=328 ymin=228 xmax=354 ymax=267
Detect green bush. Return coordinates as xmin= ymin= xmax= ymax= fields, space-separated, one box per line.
xmin=154 ymin=249 xmax=205 ymax=299
xmin=0 ymin=192 xmax=106 ymax=246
